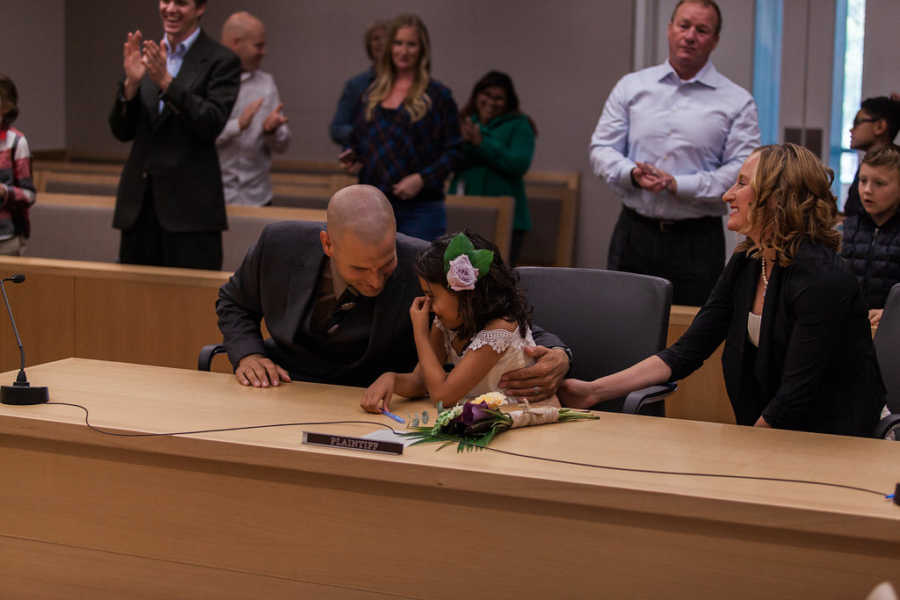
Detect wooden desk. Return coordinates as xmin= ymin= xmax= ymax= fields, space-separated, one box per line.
xmin=1 ymin=359 xmax=898 ymax=598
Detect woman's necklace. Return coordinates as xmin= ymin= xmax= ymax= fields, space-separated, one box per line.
xmin=761 ymin=255 xmax=769 ymax=291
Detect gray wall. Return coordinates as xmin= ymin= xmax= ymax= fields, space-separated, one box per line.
xmin=0 ymin=0 xmax=65 ymax=150
xmin=65 ymin=0 xmax=634 ymax=267
xmin=779 ymin=0 xmax=835 ymax=162
xmin=862 ymin=0 xmax=900 ymax=103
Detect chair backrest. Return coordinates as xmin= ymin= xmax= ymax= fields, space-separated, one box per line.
xmin=222 ymin=205 xmax=326 ymax=272
xmin=445 ymin=195 xmax=513 ymax=262
xmin=873 ymin=283 xmax=900 ymax=413
xmin=515 ymin=267 xmax=672 ymax=381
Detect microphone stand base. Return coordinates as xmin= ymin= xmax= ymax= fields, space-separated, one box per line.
xmin=1 ymin=385 xmax=49 ymax=405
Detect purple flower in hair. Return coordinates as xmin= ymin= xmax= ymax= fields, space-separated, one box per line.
xmin=447 ymin=255 xmax=479 ymax=291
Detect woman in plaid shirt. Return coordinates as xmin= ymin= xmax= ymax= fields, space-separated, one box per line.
xmin=340 ymin=14 xmax=462 ymax=241
xmin=0 ymin=74 xmax=36 ymax=256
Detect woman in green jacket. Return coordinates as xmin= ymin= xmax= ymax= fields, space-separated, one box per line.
xmin=451 ymin=71 xmax=536 ymax=265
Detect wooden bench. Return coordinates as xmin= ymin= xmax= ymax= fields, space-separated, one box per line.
xmin=38 ymin=157 xmax=579 ymax=266
xmin=27 ymin=193 xmax=325 ymax=272
xmin=30 ymin=166 xmax=515 ymax=261
xmin=269 ymin=190 xmax=514 ymax=261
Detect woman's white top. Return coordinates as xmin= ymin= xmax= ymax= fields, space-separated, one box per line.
xmin=747 ymin=312 xmax=761 ymax=348
xmin=433 ymin=317 xmax=535 ymax=399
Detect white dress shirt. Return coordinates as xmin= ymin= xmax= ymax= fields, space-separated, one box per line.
xmin=159 ymin=26 xmax=201 ymax=113
xmin=216 ymin=70 xmax=291 ymax=206
xmin=589 ymin=60 xmax=760 ymax=220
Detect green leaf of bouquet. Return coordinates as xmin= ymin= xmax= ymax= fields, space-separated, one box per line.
xmin=470 ymin=249 xmax=494 ymax=276
xmin=443 ymin=233 xmax=475 ymax=271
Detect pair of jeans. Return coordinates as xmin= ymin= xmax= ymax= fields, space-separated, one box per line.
xmin=392 ymin=200 xmax=446 ymax=242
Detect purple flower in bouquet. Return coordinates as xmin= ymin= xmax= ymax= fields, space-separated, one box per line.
xmin=461 ymin=401 xmax=493 ymax=427
xmin=447 ymin=255 xmax=478 ymax=291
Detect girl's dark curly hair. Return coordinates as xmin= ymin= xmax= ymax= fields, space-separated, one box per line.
xmin=415 ymin=230 xmax=531 ymax=342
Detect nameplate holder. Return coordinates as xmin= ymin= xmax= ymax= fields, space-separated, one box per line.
xmin=302 ymin=432 xmax=403 ymax=455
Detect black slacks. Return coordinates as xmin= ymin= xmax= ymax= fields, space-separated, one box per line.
xmin=608 ymin=206 xmax=725 ymax=306
xmin=119 ymin=186 xmax=223 ymax=271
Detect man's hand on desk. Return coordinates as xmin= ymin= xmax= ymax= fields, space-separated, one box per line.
xmin=236 ymin=354 xmax=291 ymax=388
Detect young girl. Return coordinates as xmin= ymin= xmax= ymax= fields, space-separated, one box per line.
xmin=362 ymin=231 xmax=558 ymax=413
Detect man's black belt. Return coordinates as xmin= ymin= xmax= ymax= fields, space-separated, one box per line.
xmin=623 ymin=206 xmax=721 ymax=233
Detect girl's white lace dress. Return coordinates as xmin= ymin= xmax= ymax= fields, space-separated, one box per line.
xmin=433 ymin=317 xmax=536 ymax=399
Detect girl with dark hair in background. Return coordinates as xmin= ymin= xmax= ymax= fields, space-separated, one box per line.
xmin=451 ymin=71 xmax=536 ymax=265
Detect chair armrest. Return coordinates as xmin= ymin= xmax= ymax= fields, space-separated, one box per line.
xmin=198 ymin=344 xmax=227 ymax=371
xmin=622 ymin=383 xmax=678 ymax=415
xmin=874 ymin=412 xmax=900 ymax=440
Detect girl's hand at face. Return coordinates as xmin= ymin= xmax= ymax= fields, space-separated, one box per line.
xmin=409 ymin=295 xmax=432 ymax=334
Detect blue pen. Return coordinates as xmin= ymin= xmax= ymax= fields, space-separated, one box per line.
xmin=381 ymin=409 xmax=405 ymax=424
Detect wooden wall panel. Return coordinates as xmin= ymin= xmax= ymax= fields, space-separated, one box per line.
xmin=664 ymin=307 xmax=735 ymax=424
xmin=74 ymin=278 xmax=222 ymax=370
xmin=0 ymin=270 xmax=75 ymax=374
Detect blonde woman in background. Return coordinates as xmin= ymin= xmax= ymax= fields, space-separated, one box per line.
xmin=340 ymin=14 xmax=461 ymax=241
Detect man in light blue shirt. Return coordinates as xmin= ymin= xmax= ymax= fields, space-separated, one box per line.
xmin=590 ymin=0 xmax=760 ymax=306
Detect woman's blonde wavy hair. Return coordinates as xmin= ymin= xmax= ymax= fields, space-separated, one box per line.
xmin=364 ymin=14 xmax=432 ymax=123
xmin=736 ymin=143 xmax=840 ymax=266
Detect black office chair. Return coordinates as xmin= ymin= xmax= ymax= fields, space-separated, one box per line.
xmin=515 ymin=266 xmax=675 ymax=416
xmin=198 ymin=344 xmax=226 ymax=371
xmin=873 ymin=283 xmax=900 ymax=439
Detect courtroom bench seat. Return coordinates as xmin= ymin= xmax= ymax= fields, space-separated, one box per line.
xmin=270 ymin=191 xmax=514 ymax=261
xmin=35 ymin=158 xmax=578 ymax=266
xmin=27 ymin=194 xmax=326 ymax=272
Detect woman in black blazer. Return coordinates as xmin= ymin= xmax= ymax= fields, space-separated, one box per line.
xmin=561 ymin=144 xmax=885 ymax=436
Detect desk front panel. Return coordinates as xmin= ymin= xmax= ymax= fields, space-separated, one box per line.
xmin=0 ymin=359 xmax=898 ymax=598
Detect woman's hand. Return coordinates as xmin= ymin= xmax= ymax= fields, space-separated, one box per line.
xmin=338 ymin=148 xmax=362 ymax=175
xmin=409 ymin=296 xmax=432 ymax=336
xmin=392 ymin=173 xmax=424 ymax=200
xmin=869 ymin=309 xmax=884 ymax=327
xmin=460 ymin=117 xmax=482 ymax=146
xmin=361 ymin=372 xmax=396 ymax=414
xmin=557 ymin=378 xmax=600 ymax=409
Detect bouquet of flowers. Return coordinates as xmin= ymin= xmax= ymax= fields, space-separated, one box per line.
xmin=402 ymin=393 xmax=597 ymax=452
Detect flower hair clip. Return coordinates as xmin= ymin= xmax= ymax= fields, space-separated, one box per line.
xmin=443 ymin=233 xmax=494 ymax=292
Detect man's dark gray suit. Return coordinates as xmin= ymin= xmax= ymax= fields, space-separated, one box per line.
xmin=110 ymin=30 xmax=240 ymax=269
xmin=217 ymin=221 xmax=567 ymax=387
xmin=217 ymin=221 xmax=428 ymax=387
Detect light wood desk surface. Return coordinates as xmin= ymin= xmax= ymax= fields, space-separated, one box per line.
xmin=0 ymin=358 xmax=898 ymax=598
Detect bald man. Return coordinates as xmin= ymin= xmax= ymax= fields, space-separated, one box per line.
xmin=216 ymin=11 xmax=291 ymax=206
xmin=216 ymin=185 xmax=571 ymax=396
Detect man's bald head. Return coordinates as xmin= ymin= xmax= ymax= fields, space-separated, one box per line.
xmin=326 ymin=185 xmax=396 ymax=246
xmin=321 ymin=185 xmax=399 ymax=297
xmin=222 ymin=12 xmax=267 ymax=72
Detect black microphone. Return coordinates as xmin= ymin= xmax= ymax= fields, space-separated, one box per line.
xmin=1 ymin=274 xmax=48 ymax=405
